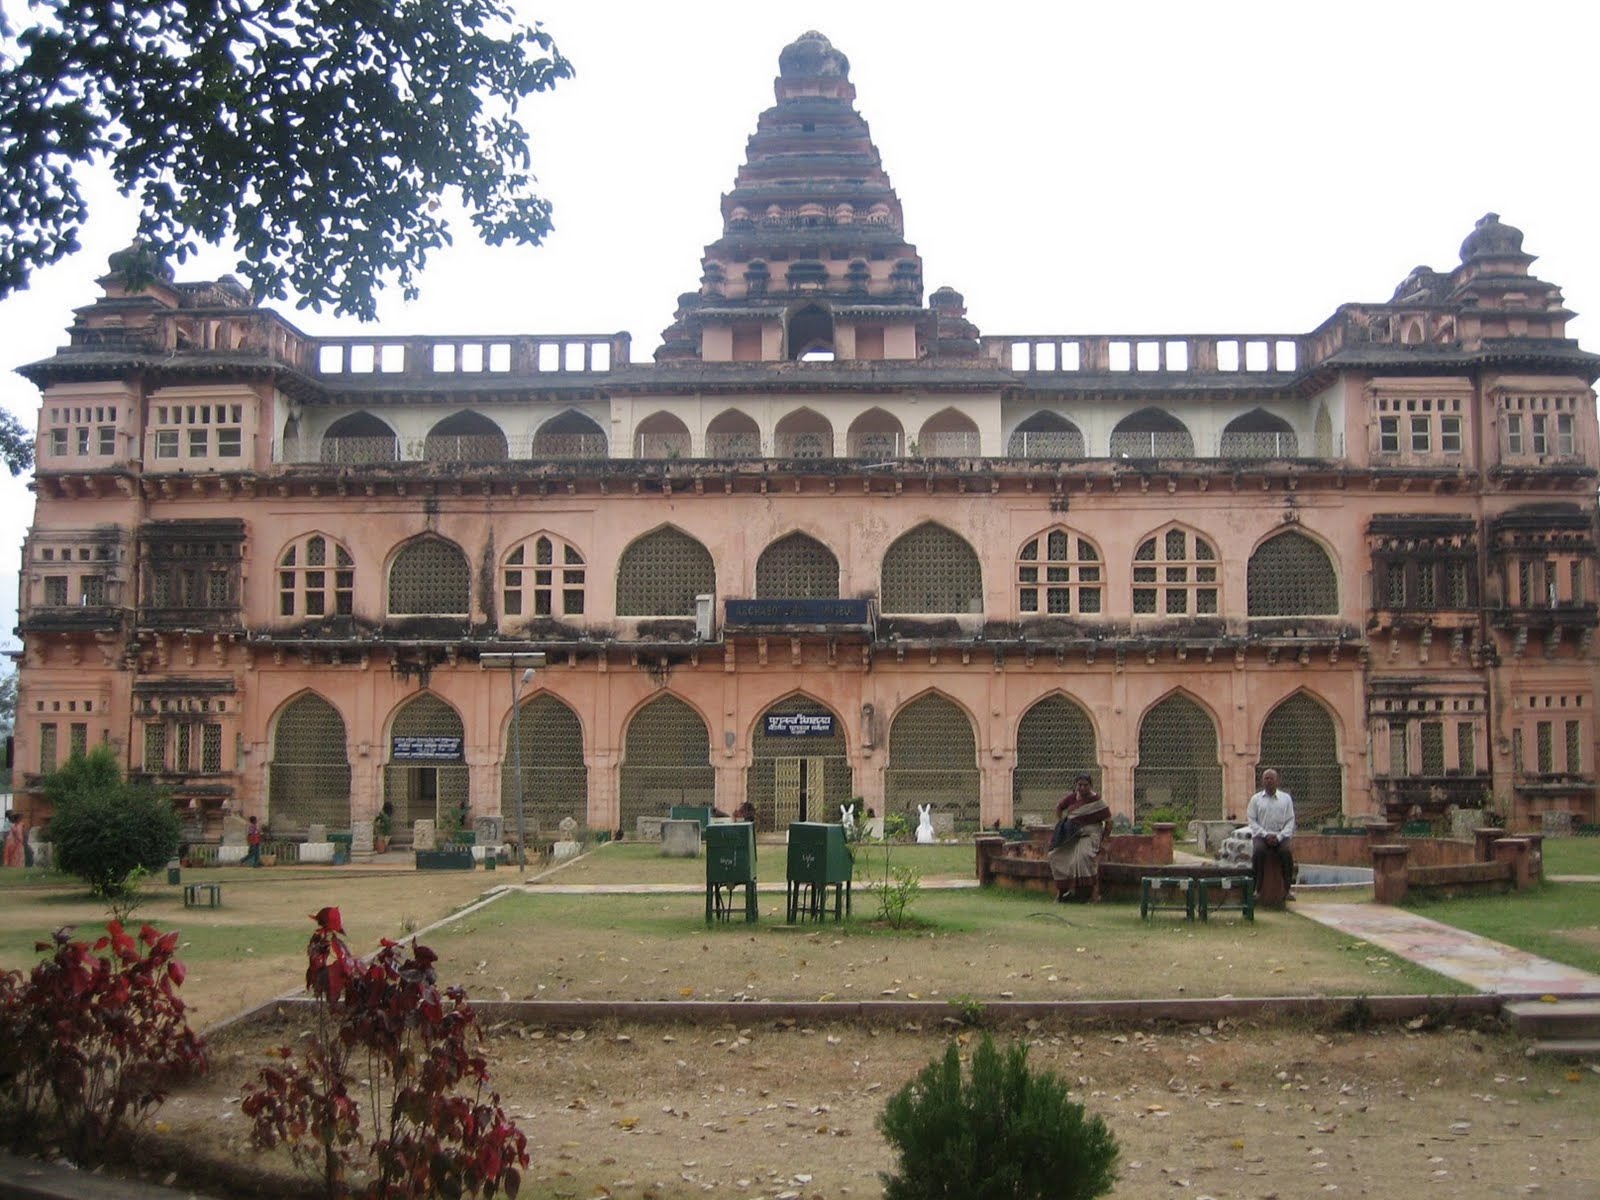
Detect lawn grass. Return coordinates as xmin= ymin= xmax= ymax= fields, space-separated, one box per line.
xmin=423 ymin=882 xmax=1464 ymax=1003
xmin=539 ymin=839 xmax=976 ymax=886
xmin=1543 ymin=836 xmax=1600 ymax=876
xmin=1403 ymin=878 xmax=1600 ymax=976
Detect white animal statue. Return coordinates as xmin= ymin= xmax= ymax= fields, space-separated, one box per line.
xmin=916 ymin=804 xmax=936 ymax=844
xmin=840 ymin=803 xmax=857 ymax=837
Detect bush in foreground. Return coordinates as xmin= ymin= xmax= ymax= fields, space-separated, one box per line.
xmin=41 ymin=746 xmax=180 ymax=899
xmin=243 ymin=907 xmax=528 ymax=1199
xmin=878 ymin=1034 xmax=1119 ymax=1200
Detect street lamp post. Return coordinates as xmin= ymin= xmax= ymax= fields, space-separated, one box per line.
xmin=480 ymin=652 xmax=546 ymax=870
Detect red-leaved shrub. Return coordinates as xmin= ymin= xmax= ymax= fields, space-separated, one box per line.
xmin=242 ymin=907 xmax=527 ymax=1199
xmin=0 ymin=922 xmax=206 ymax=1157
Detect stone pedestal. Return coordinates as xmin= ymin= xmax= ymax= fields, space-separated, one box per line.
xmin=1371 ymin=844 xmax=1411 ymax=905
xmin=1151 ymin=822 xmax=1175 ymax=864
xmin=660 ymin=819 xmax=702 ymax=858
xmin=552 ymin=840 xmax=581 ymax=861
xmin=306 ymin=823 xmax=327 ymax=844
xmin=221 ymin=814 xmax=249 ymax=847
xmin=1493 ymin=837 xmax=1532 ymax=890
xmin=350 ymin=819 xmax=374 ymax=855
xmin=636 ymin=815 xmax=666 ymax=841
xmin=931 ymin=812 xmax=955 ymax=837
xmin=1473 ymin=826 xmax=1505 ymax=862
xmin=975 ymin=836 xmax=1004 ymax=885
xmin=1364 ymin=822 xmax=1396 ymax=849
xmin=413 ymin=819 xmax=437 ymax=851
xmin=1192 ymin=820 xmax=1240 ymax=855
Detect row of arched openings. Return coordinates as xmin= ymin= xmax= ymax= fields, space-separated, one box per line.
xmin=265 ymin=689 xmax=1344 ymax=837
xmin=298 ymin=525 xmax=1341 ymax=620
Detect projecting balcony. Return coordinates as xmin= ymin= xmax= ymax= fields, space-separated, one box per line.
xmin=281 ymin=432 xmax=611 ymax=466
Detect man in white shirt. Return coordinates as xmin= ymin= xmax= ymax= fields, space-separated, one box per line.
xmin=1246 ymin=769 xmax=1297 ymax=900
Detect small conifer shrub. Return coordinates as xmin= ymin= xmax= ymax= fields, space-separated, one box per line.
xmin=877 ymin=1034 xmax=1118 ymax=1200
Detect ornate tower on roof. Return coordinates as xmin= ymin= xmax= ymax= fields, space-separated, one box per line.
xmin=656 ymin=31 xmax=936 ymax=363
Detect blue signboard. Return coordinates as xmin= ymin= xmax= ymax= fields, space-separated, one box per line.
xmin=765 ymin=712 xmax=835 ymax=737
xmin=391 ymin=735 xmax=463 ymax=762
xmin=725 ymin=598 xmax=872 ymax=626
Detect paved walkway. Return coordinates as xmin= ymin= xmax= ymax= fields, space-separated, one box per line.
xmin=1298 ymin=901 xmax=1600 ymax=995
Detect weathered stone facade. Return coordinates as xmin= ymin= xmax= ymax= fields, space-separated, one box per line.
xmin=12 ymin=32 xmax=1598 ymax=840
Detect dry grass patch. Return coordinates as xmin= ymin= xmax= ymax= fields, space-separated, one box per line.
xmin=538 ymin=841 xmax=976 ymax=887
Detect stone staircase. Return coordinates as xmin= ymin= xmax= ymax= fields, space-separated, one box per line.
xmin=1504 ymin=998 xmax=1600 ymax=1059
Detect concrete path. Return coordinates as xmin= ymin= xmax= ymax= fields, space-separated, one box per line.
xmin=1299 ymin=901 xmax=1600 ymax=995
xmin=521 ymin=878 xmax=978 ymax=893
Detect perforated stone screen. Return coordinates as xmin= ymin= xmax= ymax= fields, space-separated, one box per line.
xmin=1134 ymin=694 xmax=1222 ymax=823
xmin=747 ymin=697 xmax=852 ymax=829
xmin=1257 ymin=693 xmax=1342 ymax=827
xmin=885 ymin=694 xmax=980 ymax=829
xmin=616 ymin=529 xmax=715 ymax=616
xmin=500 ymin=694 xmax=589 ymax=832
xmin=881 ymin=524 xmax=982 ymax=614
xmin=756 ymin=534 xmax=840 ymax=599
xmin=618 ymin=695 xmax=714 ymax=830
xmin=388 ymin=538 xmax=470 ymax=615
xmin=1248 ymin=532 xmax=1337 ymax=616
xmin=1013 ymin=695 xmax=1100 ymax=817
xmin=268 ymin=693 xmax=352 ymax=833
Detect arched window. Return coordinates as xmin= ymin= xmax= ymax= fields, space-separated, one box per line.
xmin=846 ymin=408 xmax=904 ymax=460
xmin=706 ymin=409 xmax=762 ymax=458
xmin=1220 ymin=409 xmax=1298 ymax=459
xmin=268 ymin=693 xmax=351 ymax=832
xmin=1314 ymin=405 xmax=1335 ymax=457
xmin=917 ymin=408 xmax=980 ymax=457
xmin=501 ymin=693 xmax=588 ymax=830
xmin=1007 ymin=412 xmax=1084 ymax=458
xmin=278 ymin=533 xmax=354 ymax=618
xmin=788 ymin=302 xmax=835 ymax=360
xmin=320 ymin=411 xmax=398 ymax=464
xmin=1017 ymin=528 xmax=1101 ymax=615
xmin=503 ymin=535 xmax=586 ymax=618
xmin=1134 ymin=694 xmax=1223 ymax=823
xmin=616 ymin=527 xmax=715 ymax=616
xmin=885 ymin=694 xmax=980 ymax=829
xmin=532 ymin=411 xmax=607 ymax=459
xmin=881 ymin=523 xmax=982 ymax=614
xmin=423 ymin=411 xmax=507 ymax=462
xmin=1013 ymin=696 xmax=1099 ymax=817
xmin=1258 ymin=693 xmax=1343 ymax=828
xmin=756 ymin=532 xmax=840 ymax=599
xmin=388 ymin=537 xmax=470 ymax=616
xmin=775 ymin=408 xmax=835 ymax=459
xmin=635 ymin=411 xmax=692 ymax=459
xmin=1110 ymin=408 xmax=1193 ymax=458
xmin=747 ymin=695 xmax=851 ymax=829
xmin=618 ymin=695 xmax=714 ymax=829
xmin=1248 ymin=531 xmax=1337 ymax=616
xmin=1133 ymin=527 xmax=1218 ymax=615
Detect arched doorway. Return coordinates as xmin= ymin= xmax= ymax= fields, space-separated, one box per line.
xmin=618 ymin=695 xmax=714 ymax=832
xmin=1134 ymin=694 xmax=1222 ymax=825
xmin=500 ymin=693 xmax=588 ymax=834
xmin=1258 ymin=694 xmax=1343 ymax=827
xmin=267 ymin=693 xmax=351 ymax=834
xmin=383 ymin=693 xmax=469 ymax=841
xmin=884 ymin=694 xmax=980 ymax=830
xmin=1013 ymin=695 xmax=1099 ymax=821
xmin=748 ymin=695 xmax=851 ymax=830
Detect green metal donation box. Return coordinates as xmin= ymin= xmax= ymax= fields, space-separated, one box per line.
xmin=786 ymin=821 xmax=853 ymax=923
xmin=671 ymin=805 xmax=715 ymax=829
xmin=705 ymin=821 xmax=758 ymax=924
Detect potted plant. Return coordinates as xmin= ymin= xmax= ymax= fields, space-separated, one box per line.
xmin=373 ymin=808 xmax=392 ymax=853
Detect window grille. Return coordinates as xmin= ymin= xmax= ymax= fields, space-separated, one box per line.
xmin=881 ymin=524 xmax=982 ymax=614
xmin=755 ymin=533 xmax=840 ymax=599
xmin=1511 ymin=727 xmax=1523 ymax=774
xmin=176 ymin=723 xmax=191 ymax=770
xmin=37 ymin=723 xmax=57 ymax=771
xmin=1133 ymin=694 xmax=1222 ymax=824
xmin=388 ymin=538 xmax=470 ymax=615
xmin=423 ymin=412 xmax=508 ymax=462
xmin=144 ymin=723 xmax=167 ymax=771
xmin=504 ymin=535 xmax=586 ymax=619
xmin=280 ymin=535 xmax=355 ymax=618
xmin=43 ymin=576 xmax=67 ymax=606
xmin=618 ymin=695 xmax=714 ymax=830
xmin=81 ymin=576 xmax=106 ymax=605
xmin=1420 ymin=722 xmax=1445 ymax=775
xmin=1457 ymin=722 xmax=1476 ymax=775
xmin=1257 ymin=695 xmax=1342 ymax=826
xmin=1017 ymin=529 xmax=1101 ymax=615
xmin=1566 ymin=720 xmax=1583 ymax=773
xmin=1007 ymin=418 xmax=1084 ymax=459
xmin=616 ymin=528 xmax=714 ymax=616
xmin=383 ymin=694 xmax=468 ymax=831
xmin=500 ymin=694 xmax=589 ymax=832
xmin=1133 ymin=529 xmax=1218 ymax=616
xmin=201 ymin=723 xmax=222 ymax=773
xmin=269 ymin=694 xmax=352 ymax=832
xmin=1247 ymin=532 xmax=1336 ymax=616
xmin=884 ymin=694 xmax=980 ymax=830
xmin=69 ymin=722 xmax=87 ymax=758
xmin=1536 ymin=721 xmax=1554 ymax=773
xmin=1390 ymin=720 xmax=1409 ymax=775
xmin=1012 ymin=695 xmax=1100 ymax=816
xmin=746 ymin=696 xmax=852 ymax=829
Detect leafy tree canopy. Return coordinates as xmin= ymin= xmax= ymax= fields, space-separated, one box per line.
xmin=0 ymin=0 xmax=572 ymax=320
xmin=41 ymin=745 xmax=182 ymax=897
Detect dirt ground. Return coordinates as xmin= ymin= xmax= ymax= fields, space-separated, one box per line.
xmin=170 ymin=1015 xmax=1600 ymax=1199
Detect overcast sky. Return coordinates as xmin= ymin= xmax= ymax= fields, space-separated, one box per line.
xmin=3 ymin=0 xmax=1598 ymax=653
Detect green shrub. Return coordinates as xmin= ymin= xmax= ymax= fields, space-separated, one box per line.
xmin=878 ymin=1034 xmax=1118 ymax=1200
xmin=42 ymin=747 xmax=181 ymax=899
xmin=1146 ymin=805 xmax=1189 ymax=839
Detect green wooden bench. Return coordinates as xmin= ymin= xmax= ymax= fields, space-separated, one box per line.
xmin=1196 ymin=875 xmax=1254 ymax=922
xmin=1139 ymin=876 xmax=1195 ymax=921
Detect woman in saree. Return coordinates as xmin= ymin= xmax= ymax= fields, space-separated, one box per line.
xmin=1048 ymin=775 xmax=1111 ymax=902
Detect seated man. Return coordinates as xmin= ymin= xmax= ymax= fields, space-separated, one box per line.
xmin=1247 ymin=768 xmax=1296 ymax=902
